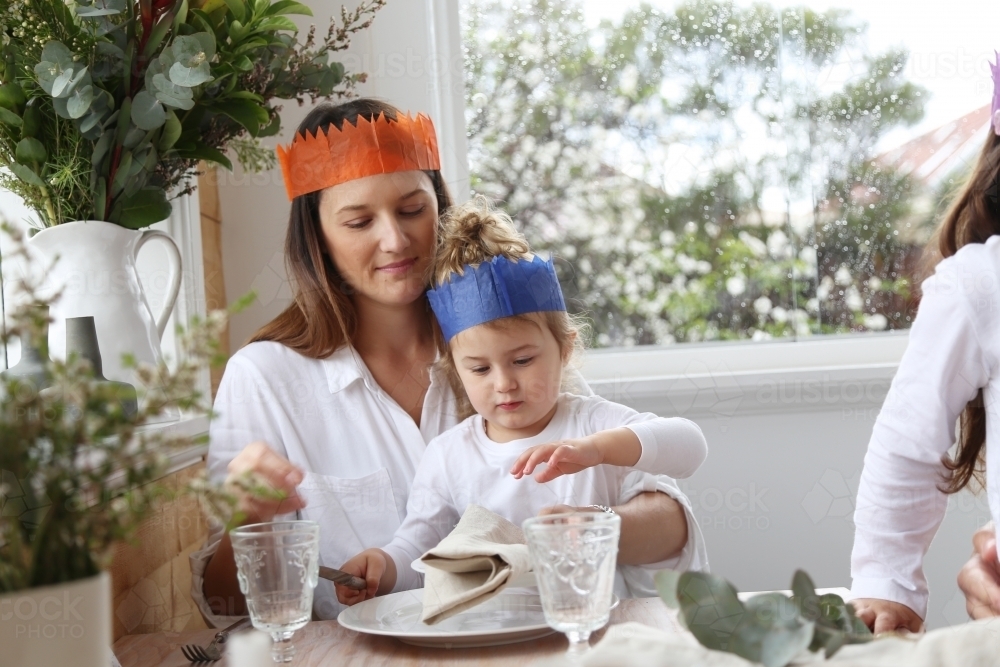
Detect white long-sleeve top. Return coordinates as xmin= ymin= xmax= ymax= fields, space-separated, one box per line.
xmin=851 ymin=236 xmax=1000 ymax=618
xmin=382 ymin=392 xmax=710 ymax=598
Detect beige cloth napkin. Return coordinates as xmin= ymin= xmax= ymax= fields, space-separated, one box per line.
xmin=553 ymin=620 xmax=1000 ymax=667
xmin=419 ymin=505 xmax=533 ymax=625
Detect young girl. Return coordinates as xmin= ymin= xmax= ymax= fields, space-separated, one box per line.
xmin=851 ymin=60 xmax=1000 ymax=633
xmin=335 ymin=197 xmax=708 ymax=606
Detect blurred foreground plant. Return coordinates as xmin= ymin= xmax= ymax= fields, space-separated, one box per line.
xmin=655 ymin=569 xmax=873 ymax=667
xmin=0 ymin=222 xmax=243 ymax=592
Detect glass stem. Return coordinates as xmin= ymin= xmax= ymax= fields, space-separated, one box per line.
xmin=565 ymin=630 xmax=591 ymax=658
xmin=270 ymin=631 xmax=296 ymax=663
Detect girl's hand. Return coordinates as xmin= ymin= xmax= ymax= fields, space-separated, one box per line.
xmin=851 ymin=598 xmax=924 ymax=634
xmin=225 ymin=441 xmax=307 ymax=523
xmin=511 ymin=438 xmax=603 ymax=483
xmin=336 ymin=549 xmax=389 ymax=606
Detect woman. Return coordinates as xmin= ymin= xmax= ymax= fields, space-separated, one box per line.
xmin=190 ymin=98 xmax=705 ymax=624
xmin=849 ymin=95 xmax=1000 ymax=632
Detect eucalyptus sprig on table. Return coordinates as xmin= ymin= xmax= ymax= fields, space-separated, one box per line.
xmin=655 ymin=569 xmax=874 ymax=667
xmin=0 ymin=0 xmax=384 ymax=228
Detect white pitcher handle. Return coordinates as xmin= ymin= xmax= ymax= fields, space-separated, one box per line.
xmin=136 ymin=230 xmax=183 ymax=339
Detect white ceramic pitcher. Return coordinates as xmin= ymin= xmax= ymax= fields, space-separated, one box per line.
xmin=26 ymin=220 xmax=182 ymax=386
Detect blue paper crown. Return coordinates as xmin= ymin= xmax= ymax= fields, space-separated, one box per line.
xmin=427 ymin=255 xmax=567 ymax=341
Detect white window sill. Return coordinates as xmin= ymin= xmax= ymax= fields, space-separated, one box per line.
xmin=581 ymin=332 xmax=909 ymax=417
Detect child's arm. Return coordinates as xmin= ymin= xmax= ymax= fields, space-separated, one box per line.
xmin=335 ymin=548 xmax=397 ymax=606
xmin=510 ymin=428 xmax=643 ymax=482
xmin=511 ymin=398 xmax=707 ymax=482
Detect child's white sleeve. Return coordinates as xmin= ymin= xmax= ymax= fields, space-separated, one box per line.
xmin=586 ymin=396 xmax=707 ymax=478
xmin=381 ymin=445 xmax=461 ymax=593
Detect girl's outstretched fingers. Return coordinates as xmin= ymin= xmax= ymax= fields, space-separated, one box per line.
xmin=511 ymin=443 xmax=560 ymax=479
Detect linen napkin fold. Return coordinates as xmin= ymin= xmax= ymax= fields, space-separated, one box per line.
xmin=419 ymin=504 xmax=533 ymax=624
xmin=553 ymin=619 xmax=1000 ymax=667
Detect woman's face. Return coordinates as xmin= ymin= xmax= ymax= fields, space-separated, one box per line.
xmin=318 ymin=170 xmax=438 ymax=308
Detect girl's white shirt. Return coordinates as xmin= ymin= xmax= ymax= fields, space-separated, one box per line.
xmin=382 ymin=392 xmax=709 ymax=599
xmin=190 ymin=341 xmax=707 ymax=625
xmin=851 ymin=235 xmax=1000 ymax=619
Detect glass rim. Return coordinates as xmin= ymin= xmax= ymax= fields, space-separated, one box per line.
xmin=230 ymin=519 xmax=320 ymax=539
xmin=522 ymin=510 xmax=621 ymax=532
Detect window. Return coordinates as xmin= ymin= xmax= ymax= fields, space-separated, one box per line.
xmin=460 ymin=0 xmax=993 ymax=347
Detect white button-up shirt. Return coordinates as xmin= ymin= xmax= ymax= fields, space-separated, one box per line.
xmin=851 ymin=236 xmax=1000 ymax=618
xmin=190 ymin=341 xmax=461 ymax=624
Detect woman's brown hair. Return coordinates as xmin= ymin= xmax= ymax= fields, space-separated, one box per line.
xmin=433 ymin=196 xmax=588 ymax=419
xmin=248 ymin=99 xmax=452 ymax=358
xmin=935 ymin=130 xmax=1000 ymax=493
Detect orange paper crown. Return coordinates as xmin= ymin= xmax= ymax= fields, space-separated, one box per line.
xmin=276 ymin=112 xmax=441 ymax=200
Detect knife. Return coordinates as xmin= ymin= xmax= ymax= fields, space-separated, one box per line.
xmin=319 ymin=565 xmax=368 ymax=590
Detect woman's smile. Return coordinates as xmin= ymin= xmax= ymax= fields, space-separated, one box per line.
xmin=376 ymin=257 xmax=418 ymax=274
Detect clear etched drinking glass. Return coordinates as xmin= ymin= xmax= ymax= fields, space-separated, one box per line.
xmin=230 ymin=520 xmax=320 ymax=663
xmin=522 ymin=512 xmax=621 ymax=657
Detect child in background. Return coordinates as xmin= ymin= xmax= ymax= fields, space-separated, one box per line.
xmin=336 ymin=197 xmax=709 ymax=605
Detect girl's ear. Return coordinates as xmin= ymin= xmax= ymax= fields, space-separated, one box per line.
xmin=561 ymin=329 xmax=578 ymax=364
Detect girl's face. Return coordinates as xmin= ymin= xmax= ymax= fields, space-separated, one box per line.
xmin=450 ymin=314 xmax=566 ymax=442
xmin=318 ymin=170 xmax=438 ymax=308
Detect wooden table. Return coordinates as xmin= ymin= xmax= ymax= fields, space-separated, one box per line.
xmin=113 ymin=597 xmax=684 ymax=666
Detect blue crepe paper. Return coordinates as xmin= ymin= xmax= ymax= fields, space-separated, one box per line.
xmin=427 ymin=255 xmax=567 ymax=341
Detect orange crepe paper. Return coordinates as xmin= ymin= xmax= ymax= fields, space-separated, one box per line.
xmin=276 ymin=112 xmax=441 ymax=200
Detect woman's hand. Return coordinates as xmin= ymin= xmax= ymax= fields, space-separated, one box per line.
xmin=225 ymin=441 xmax=307 ymax=523
xmin=336 ymin=549 xmax=394 ymax=606
xmin=851 ymin=598 xmax=924 ymax=634
xmin=511 ymin=439 xmax=602 ymax=482
xmin=958 ymin=522 xmax=1000 ymax=619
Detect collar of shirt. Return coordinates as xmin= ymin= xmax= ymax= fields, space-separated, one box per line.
xmin=322 ymin=345 xmax=369 ymax=394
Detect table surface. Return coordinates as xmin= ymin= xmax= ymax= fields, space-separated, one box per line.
xmin=113 ymin=597 xmax=684 ymax=667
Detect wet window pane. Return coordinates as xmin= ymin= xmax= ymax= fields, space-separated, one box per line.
xmin=460 ymin=0 xmax=991 ymax=347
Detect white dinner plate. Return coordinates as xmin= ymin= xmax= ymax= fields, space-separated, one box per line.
xmin=337 ymin=588 xmax=621 ymax=648
xmin=337 ymin=588 xmax=555 ymax=648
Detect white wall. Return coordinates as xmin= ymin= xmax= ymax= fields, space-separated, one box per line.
xmin=582 ymin=334 xmax=985 ymax=629
xmin=217 ymin=0 xmax=469 ymax=350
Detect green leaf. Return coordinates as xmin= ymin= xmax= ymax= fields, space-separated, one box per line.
xmin=9 ymin=162 xmax=45 ymax=187
xmin=92 ymin=132 xmax=115 ymax=170
xmin=222 ymin=0 xmax=245 ymax=22
xmin=654 ymin=570 xmax=683 ymax=611
xmin=21 ymin=103 xmax=42 ymax=138
xmin=173 ymin=0 xmax=189 ymax=29
xmin=232 ymin=55 xmax=253 ymax=71
xmin=131 ymin=91 xmax=167 ymax=130
xmin=0 ymin=83 xmax=27 ymax=112
xmin=65 ymin=85 xmax=95 ymax=119
xmin=730 ymin=593 xmax=813 ymax=667
xmin=193 ymin=31 xmax=217 ymax=61
xmin=169 ymin=61 xmax=213 ymax=86
xmin=211 ymin=99 xmax=268 ymax=136
xmin=111 ymin=150 xmax=134 ymax=197
xmin=256 ymin=16 xmax=298 ymax=33
xmin=115 ymin=97 xmax=133 ymax=147
xmin=142 ymin=13 xmax=178 ymax=59
xmin=175 ymin=144 xmax=232 ymax=169
xmin=40 ymin=41 xmax=75 ymax=68
xmin=257 ymin=113 xmax=280 ymax=137
xmin=94 ymin=177 xmax=108 ymax=220
xmin=158 ymin=110 xmax=182 ymax=151
xmin=110 ymin=187 xmax=172 ymax=228
xmin=675 ymin=571 xmax=746 ymax=652
xmin=265 ymin=0 xmax=312 ymax=17
xmin=15 ymin=137 xmax=47 ymax=165
xmin=0 ymin=107 xmax=23 ymax=127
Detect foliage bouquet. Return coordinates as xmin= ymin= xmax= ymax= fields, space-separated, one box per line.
xmin=0 ymin=0 xmax=384 ymax=229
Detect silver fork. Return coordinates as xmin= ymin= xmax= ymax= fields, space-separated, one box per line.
xmin=180 ymin=617 xmax=252 ymax=663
